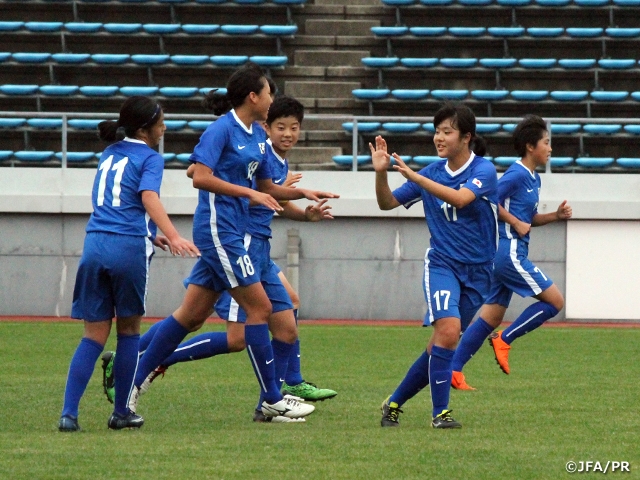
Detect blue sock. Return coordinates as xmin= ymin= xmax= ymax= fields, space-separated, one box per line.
xmin=245 ymin=324 xmax=281 ymax=405
xmin=61 ymin=337 xmax=103 ymax=418
xmin=502 ymin=302 xmax=559 ymax=345
xmin=162 ymin=332 xmax=229 ymax=367
xmin=114 ymin=334 xmax=139 ymax=415
xmin=389 ymin=351 xmax=430 ymax=407
xmin=451 ymin=318 xmax=494 ymax=371
xmin=138 ymin=321 xmax=162 ymax=355
xmin=134 ymin=315 xmax=189 ymax=387
xmin=257 ymin=338 xmax=294 ymax=410
xmin=285 ymin=309 xmax=304 ymax=386
xmin=429 ymin=345 xmax=455 ymax=418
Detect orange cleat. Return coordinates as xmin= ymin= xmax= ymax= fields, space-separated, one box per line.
xmin=451 ymin=371 xmax=476 ymax=391
xmin=489 ymin=331 xmax=511 ymax=374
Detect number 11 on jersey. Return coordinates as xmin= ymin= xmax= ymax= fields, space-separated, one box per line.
xmin=97 ymin=155 xmax=129 ymax=207
xmin=440 ymin=202 xmax=457 ymax=222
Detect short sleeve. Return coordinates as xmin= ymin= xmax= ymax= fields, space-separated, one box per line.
xmin=255 ymin=154 xmax=272 ymax=181
xmin=496 ymin=168 xmax=521 ymax=203
xmin=190 ymin=121 xmax=229 ymax=171
xmin=138 ymin=152 xmax=164 ymax=194
xmin=462 ymin=160 xmax=498 ymax=198
xmin=392 ymin=178 xmax=423 ymax=208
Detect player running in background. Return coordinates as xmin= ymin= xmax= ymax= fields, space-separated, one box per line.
xmin=451 ymin=114 xmax=572 ymax=390
xmin=372 ymin=103 xmax=498 ymax=429
xmin=126 ymin=64 xmax=337 ymax=422
xmin=58 ymin=96 xmax=199 ymax=432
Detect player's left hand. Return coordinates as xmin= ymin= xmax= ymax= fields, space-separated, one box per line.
xmin=556 ymin=200 xmax=572 ymax=220
xmin=305 ymin=199 xmax=334 ymax=222
xmin=391 ymin=154 xmax=418 ymax=181
xmin=153 ymin=235 xmax=171 ymax=251
xmin=300 ymin=189 xmax=340 ymax=202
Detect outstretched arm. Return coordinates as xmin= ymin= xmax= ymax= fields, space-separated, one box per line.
xmin=279 ymin=198 xmax=334 ymax=222
xmin=370 ymin=136 xmax=401 ymax=210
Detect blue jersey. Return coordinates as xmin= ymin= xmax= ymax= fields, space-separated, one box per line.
xmin=392 ymin=153 xmax=498 ymax=264
xmin=190 ymin=110 xmax=272 ymax=249
xmin=86 ymin=138 xmax=163 ymax=238
xmin=247 ymin=139 xmax=289 ymax=239
xmin=498 ymin=160 xmax=541 ymax=243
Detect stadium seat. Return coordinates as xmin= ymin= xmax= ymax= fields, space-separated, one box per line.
xmin=536 ymin=0 xmax=570 ymax=4
xmin=471 ymin=90 xmax=509 ymax=100
xmin=0 ymin=53 xmax=10 ymax=63
xmin=55 ymin=152 xmax=96 ymax=163
xmin=24 ymin=22 xmax=63 ymax=32
xmin=162 ymin=153 xmax=177 ymax=162
xmin=558 ymin=59 xmax=596 ymax=69
xmin=590 ymin=91 xmax=629 ymax=101
xmin=488 ymin=27 xmax=525 ymax=37
xmin=616 ymin=157 xmax=640 ymax=168
xmin=210 ymin=56 xmax=249 ymax=66
xmin=440 ymin=58 xmax=478 ymax=68
xmin=502 ymin=123 xmax=517 ymax=132
xmin=103 ymin=23 xmax=142 ymax=33
xmin=493 ymin=156 xmax=519 ymax=167
xmin=573 ymin=0 xmax=608 ymax=5
xmin=163 ymin=120 xmax=187 ymax=131
xmin=79 ymin=86 xmax=119 ymax=96
xmin=382 ymin=0 xmax=416 ymax=3
xmin=598 ymin=59 xmax=635 ymax=69
xmin=549 ymin=157 xmax=574 ymax=167
xmin=623 ymin=125 xmax=640 ymax=134
xmin=199 ymin=87 xmax=227 ymax=96
xmin=1 ymin=85 xmax=39 ymax=95
xmin=613 ymin=0 xmax=640 ymax=4
xmin=39 ymin=85 xmax=79 ymax=96
xmin=176 ymin=153 xmax=193 ymax=163
xmin=526 ymin=27 xmax=564 ymax=37
xmin=0 ymin=150 xmax=13 ymax=160
xmin=475 ymin=123 xmax=502 ymax=133
xmin=181 ymin=24 xmax=220 ymax=34
xmin=550 ymin=91 xmax=588 ymax=101
xmin=120 ymin=86 xmax=159 ymax=96
xmin=250 ymin=56 xmax=288 ymax=67
xmin=479 ymin=58 xmax=517 ymax=68
xmin=550 ymin=124 xmax=581 ymax=133
xmin=448 ymin=27 xmax=486 ymax=37
xmin=142 ymin=24 xmax=181 ymax=34
xmin=431 ymin=90 xmax=469 ymax=100
xmin=259 ymin=25 xmax=298 ymax=36
xmin=342 ymin=122 xmax=381 ymax=132
xmin=159 ymin=87 xmax=198 ymax=97
xmin=64 ymin=22 xmax=103 ymax=33
xmin=52 ymin=53 xmax=91 ymax=64
xmin=583 ymin=124 xmax=622 ymax=134
xmin=566 ymin=27 xmax=603 ymax=38
xmin=409 ymin=27 xmax=447 ymax=37
xmin=131 ymin=54 xmax=170 ymax=65
xmin=605 ymin=27 xmax=640 ymax=38
xmin=413 ymin=156 xmax=441 ymax=166
xmin=510 ymin=90 xmax=548 ymax=101
xmin=0 ymin=118 xmax=26 ymax=128
xmin=27 ymin=119 xmax=63 ymax=129
xmin=352 ymin=89 xmax=390 ymax=100
xmin=362 ymin=57 xmax=400 ymax=68
xmin=371 ymin=26 xmax=408 ymax=37
xmin=14 ymin=151 xmax=55 ymax=162
xmin=0 ymin=22 xmax=24 ymax=32
xmin=188 ymin=120 xmax=213 ymax=130
xmin=632 ymin=92 xmax=640 ymax=101
xmin=170 ymin=55 xmax=209 ymax=65
xmin=382 ymin=122 xmax=421 ymax=133
xmin=400 ymin=58 xmax=438 ymax=68
xmin=12 ymin=53 xmax=51 ymax=63
xmin=519 ymin=58 xmax=557 ymax=68
xmin=332 ymin=155 xmax=372 ymax=166
xmin=68 ymin=119 xmax=102 ymax=129
xmin=458 ymin=0 xmax=493 ymax=5
xmin=91 ymin=54 xmax=130 ymax=64
xmin=391 ymin=89 xmax=429 ymax=100
xmin=422 ymin=123 xmax=435 ymax=133
xmin=496 ymin=0 xmax=530 ymax=4
xmin=220 ymin=25 xmax=260 ymax=35
xmin=575 ymin=157 xmax=614 ymax=167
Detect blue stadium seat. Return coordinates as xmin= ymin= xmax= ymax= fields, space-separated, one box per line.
xmin=422 ymin=123 xmax=435 ymax=133
xmin=143 ymin=24 xmax=181 ymax=34
xmin=536 ymin=0 xmax=570 ymax=4
xmin=68 ymin=119 xmax=102 ymax=129
xmin=409 ymin=27 xmax=447 ymax=37
xmin=0 ymin=22 xmax=24 ymax=32
xmin=55 ymin=152 xmax=96 ymax=163
xmin=479 ymin=58 xmax=517 ymax=68
xmin=159 ymin=87 xmax=198 ymax=97
xmin=440 ymin=58 xmax=478 ymax=68
xmin=52 ymin=53 xmax=91 ymax=64
xmin=0 ymin=53 xmax=10 ymax=63
xmin=176 ymin=153 xmax=192 ymax=163
xmin=210 ymin=56 xmax=249 ymax=66
xmin=550 ymin=124 xmax=581 ymax=133
xmin=470 ymin=90 xmax=509 ymax=100
xmin=550 ymin=91 xmax=588 ymax=101
xmin=371 ymin=26 xmax=409 ymax=36
xmin=188 ymin=120 xmax=213 ymax=130
xmin=131 ymin=54 xmax=170 ymax=65
xmin=475 ymin=123 xmax=502 ymax=133
xmin=566 ymin=27 xmax=604 ymax=38
xmin=502 ymin=123 xmax=517 ymax=132
xmin=493 ymin=157 xmax=519 ymax=167
xmin=39 ymin=85 xmax=79 ymax=96
xmin=430 ymin=90 xmax=469 ymax=100
xmin=632 ymin=92 xmax=640 ymax=101
xmin=234 ymin=0 xmax=266 ymax=4
xmin=526 ymin=27 xmax=564 ymax=37
xmin=199 ymin=87 xmax=227 ymax=95
xmin=575 ymin=157 xmax=614 ymax=167
xmin=250 ymin=56 xmax=288 ymax=67
xmin=497 ymin=0 xmax=530 ymax=4
xmin=0 ymin=118 xmax=26 ymax=128
xmin=332 ymin=155 xmax=372 ymax=166
xmin=458 ymin=0 xmax=492 ymax=5
xmin=14 ymin=151 xmax=55 ymax=162
xmin=616 ymin=157 xmax=640 ymax=168
xmin=1 ymin=85 xmax=39 ymax=95
xmin=103 ymin=23 xmax=142 ymax=33
xmin=91 ymin=54 xmax=130 ymax=64
xmin=79 ymin=86 xmax=119 ymax=96
xmin=583 ymin=124 xmax=622 ymax=134
xmin=488 ymin=27 xmax=525 ymax=37
xmin=413 ymin=156 xmax=441 ymax=166
xmin=590 ymin=91 xmax=629 ymax=101
xmin=352 ymin=89 xmax=390 ymax=99
xmin=27 ymin=119 xmax=63 ymax=129
xmin=613 ymin=0 xmax=640 ymax=4
xmin=573 ymin=0 xmax=608 ymax=5
xmin=64 ymin=22 xmax=103 ymax=33
xmin=510 ymin=90 xmax=549 ymax=101
xmin=163 ymin=120 xmax=187 ymax=131
xmin=120 ymin=86 xmax=159 ymax=96
xmin=383 ymin=0 xmax=416 ymax=3
xmin=342 ymin=122 xmax=381 ymax=132
xmin=0 ymin=150 xmax=13 ymax=160
xmin=623 ymin=125 xmax=640 ymax=134
xmin=420 ymin=0 xmax=453 ymax=4
xmin=260 ymin=25 xmax=298 ymax=36
xmin=605 ymin=27 xmax=640 ymax=38
xmin=558 ymin=59 xmax=596 ymax=69
xmin=362 ymin=57 xmax=400 ymax=68
xmin=598 ymin=59 xmax=635 ymax=69
xmin=171 ymin=55 xmax=209 ymax=65
xmin=25 ymin=22 xmax=63 ymax=32
xmin=194 ymin=0 xmax=227 ymax=3
xmin=181 ymin=24 xmax=220 ymax=34
xmin=391 ymin=89 xmax=429 ymax=100
xmin=162 ymin=153 xmax=177 ymax=162
xmin=12 ymin=53 xmax=51 ymax=63
xmin=448 ymin=27 xmax=486 ymax=37
xmin=400 ymin=58 xmax=438 ymax=68
xmin=382 ymin=122 xmax=421 ymax=133
xmin=519 ymin=58 xmax=557 ymax=68
xmin=550 ymin=157 xmax=574 ymax=167
xmin=221 ymin=25 xmax=260 ymax=35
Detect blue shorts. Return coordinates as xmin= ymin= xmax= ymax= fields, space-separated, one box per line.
xmin=71 ymin=232 xmax=154 ymax=321
xmin=215 ymin=235 xmax=292 ymax=323
xmin=184 ymin=235 xmax=261 ymax=292
xmin=422 ymin=248 xmax=493 ymax=332
xmin=485 ymin=238 xmax=554 ymax=307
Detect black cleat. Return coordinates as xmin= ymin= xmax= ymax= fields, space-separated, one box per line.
xmin=58 ymin=415 xmax=80 ymax=432
xmin=380 ymin=396 xmax=403 ymax=427
xmin=107 ymin=411 xmax=144 ymax=430
xmin=431 ymin=409 xmax=462 ymax=429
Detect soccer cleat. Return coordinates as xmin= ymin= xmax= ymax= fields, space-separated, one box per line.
xmin=139 ymin=365 xmax=168 ymax=395
xmin=380 ymin=396 xmax=403 ymax=427
xmin=281 ymin=381 xmax=337 ymax=402
xmin=101 ymin=351 xmax=115 ymax=404
xmin=489 ymin=330 xmax=511 ymax=374
xmin=107 ymin=411 xmax=144 ymax=430
xmin=252 ymin=409 xmax=306 ymax=423
xmin=127 ymin=385 xmax=141 ymax=414
xmin=261 ymin=394 xmax=315 ymax=419
xmin=431 ymin=409 xmax=462 ymax=429
xmin=58 ymin=415 xmax=80 ymax=432
xmin=451 ymin=371 xmax=476 ymax=391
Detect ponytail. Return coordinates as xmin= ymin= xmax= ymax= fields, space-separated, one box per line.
xmin=98 ymin=96 xmax=162 ymax=143
xmin=202 ymin=89 xmax=232 ymax=116
xmin=470 ymin=135 xmax=487 ymax=157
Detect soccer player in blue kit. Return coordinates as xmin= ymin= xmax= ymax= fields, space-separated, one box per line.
xmin=127 ymin=64 xmax=338 ymax=421
xmin=371 ymin=103 xmax=498 ymax=429
xmin=451 ymin=114 xmax=572 ymax=390
xmin=58 ymin=96 xmax=199 ymax=432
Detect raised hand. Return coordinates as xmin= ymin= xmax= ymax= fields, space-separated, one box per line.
xmin=283 ymin=172 xmax=303 ymax=188
xmin=391 ymin=153 xmax=418 ymax=182
xmin=305 ymin=199 xmax=334 ymax=222
xmin=369 ymin=135 xmax=391 ymax=172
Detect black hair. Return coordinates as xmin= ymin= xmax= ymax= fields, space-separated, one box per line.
xmin=202 ymin=62 xmax=268 ymax=115
xmin=98 ymin=96 xmax=162 ymax=142
xmin=267 ymin=77 xmax=277 ymax=97
xmin=433 ymin=102 xmax=487 ymax=157
xmin=266 ymin=95 xmax=304 ymax=125
xmin=513 ymin=114 xmax=548 ymax=157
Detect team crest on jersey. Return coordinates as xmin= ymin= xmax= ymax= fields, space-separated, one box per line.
xmin=258 ymin=142 xmax=266 ymax=154
xmin=247 ymin=161 xmax=259 ymax=180
xmin=472 ymin=178 xmax=482 ymax=188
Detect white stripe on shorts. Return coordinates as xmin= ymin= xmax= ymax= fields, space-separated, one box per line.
xmin=423 ymin=248 xmax=434 ymax=325
xmin=143 ymin=236 xmax=153 ymax=313
xmin=509 ymin=238 xmax=542 ymax=295
xmin=208 ymin=192 xmax=238 ymax=288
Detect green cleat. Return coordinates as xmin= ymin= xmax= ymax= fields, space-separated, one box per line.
xmin=101 ymin=351 xmax=115 ymax=404
xmin=281 ymin=381 xmax=337 ymax=402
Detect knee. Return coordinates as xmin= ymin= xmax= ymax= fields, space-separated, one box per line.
xmin=273 ymin=325 xmax=297 ymax=344
xmin=550 ymin=296 xmax=564 ymax=313
xmin=227 ymin=336 xmax=246 ymax=352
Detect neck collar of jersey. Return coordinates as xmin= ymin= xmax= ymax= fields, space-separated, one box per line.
xmin=516 ymin=159 xmax=536 ymax=177
xmin=123 ymin=137 xmax=146 ymax=145
xmin=445 ymin=151 xmax=475 ymax=177
xmin=231 ymin=109 xmax=253 ymax=134
xmin=267 ymin=139 xmax=286 ymax=164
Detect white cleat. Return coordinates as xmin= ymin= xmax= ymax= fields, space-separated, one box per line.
xmin=140 ymin=366 xmax=168 ymax=395
xmin=253 ymin=410 xmax=306 ymax=423
xmin=127 ymin=385 xmax=141 ymax=414
xmin=261 ymin=394 xmax=315 ymax=419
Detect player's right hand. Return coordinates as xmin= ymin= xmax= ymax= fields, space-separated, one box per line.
xmin=514 ymin=220 xmax=531 ymax=238
xmin=370 ymin=135 xmax=392 ymax=173
xmin=167 ymin=237 xmax=201 ymax=257
xmin=249 ymin=190 xmax=283 ymax=212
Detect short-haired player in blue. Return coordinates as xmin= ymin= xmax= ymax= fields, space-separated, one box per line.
xmin=58 ymin=96 xmax=200 ymax=432
xmin=372 ymin=103 xmax=498 ymax=429
xmin=451 ymin=115 xmax=572 ymax=390
xmin=126 ymin=64 xmax=338 ymax=421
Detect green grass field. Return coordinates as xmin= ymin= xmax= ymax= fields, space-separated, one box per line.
xmin=1 ymin=321 xmax=638 ymax=479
